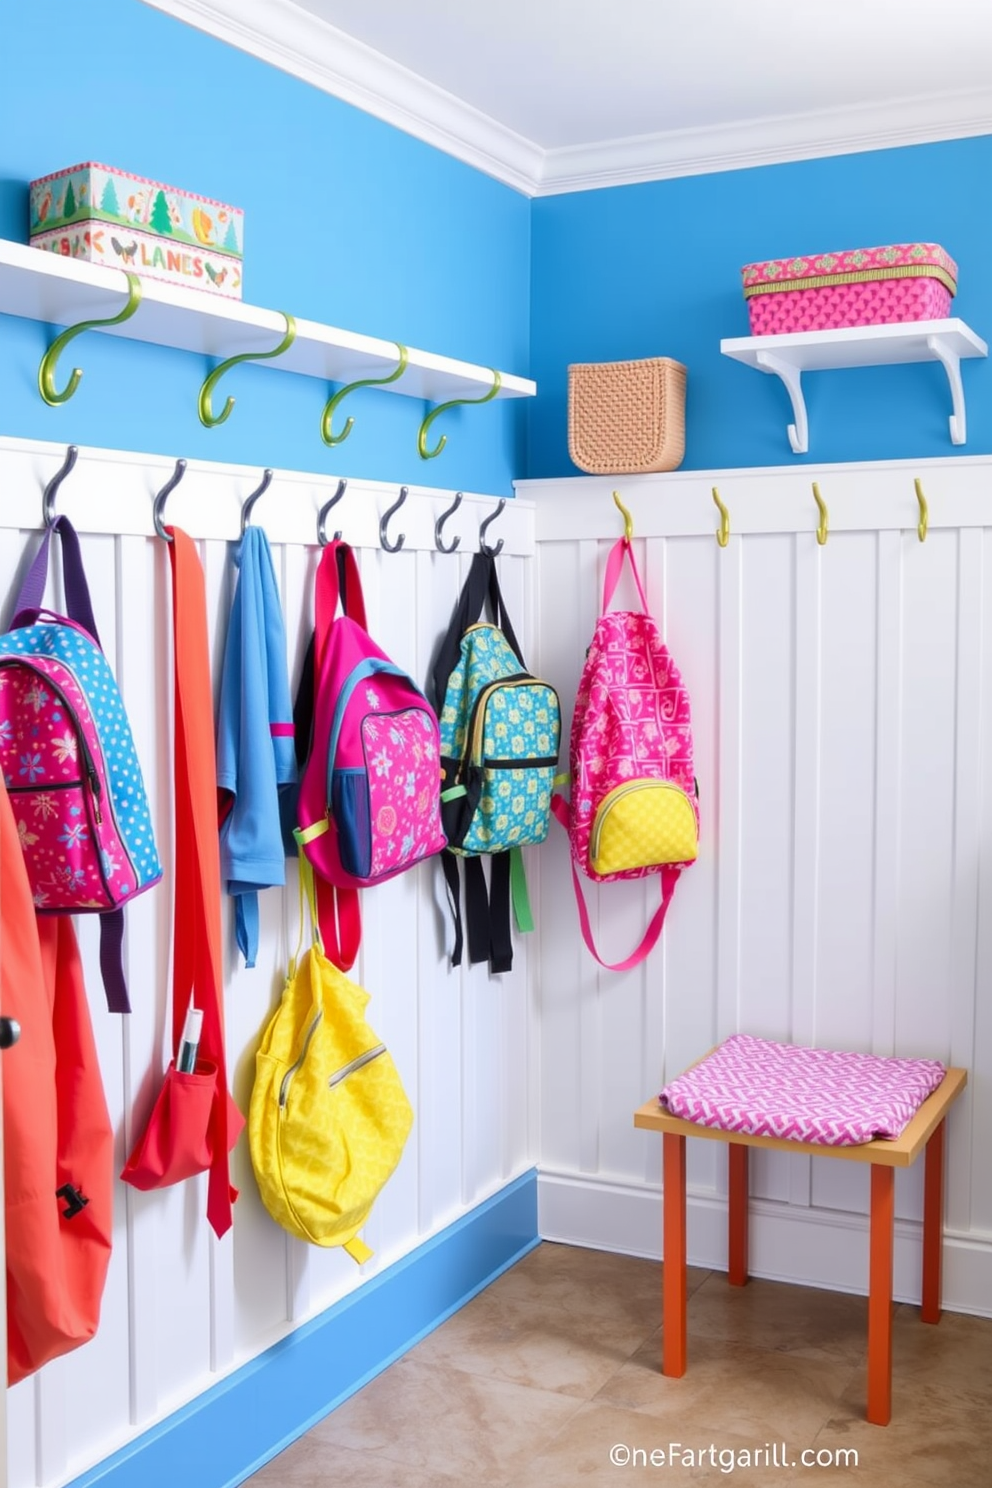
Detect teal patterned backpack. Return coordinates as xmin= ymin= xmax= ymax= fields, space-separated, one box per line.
xmin=432 ymin=551 xmax=561 ymax=973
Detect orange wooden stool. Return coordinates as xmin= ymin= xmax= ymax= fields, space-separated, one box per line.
xmin=634 ymin=1065 xmax=967 ymax=1425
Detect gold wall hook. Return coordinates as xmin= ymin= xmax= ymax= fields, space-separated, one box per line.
xmin=613 ymin=490 xmax=634 ymax=542
xmin=712 ymin=486 xmax=730 ymax=547
xmin=914 ymin=478 xmax=929 ymax=542
xmin=812 ymin=482 xmax=828 ymax=545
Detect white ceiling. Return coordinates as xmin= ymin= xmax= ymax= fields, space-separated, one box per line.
xmin=150 ymin=0 xmax=992 ymax=193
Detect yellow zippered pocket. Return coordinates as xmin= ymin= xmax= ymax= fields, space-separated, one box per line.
xmin=590 ymin=779 xmax=698 ymax=876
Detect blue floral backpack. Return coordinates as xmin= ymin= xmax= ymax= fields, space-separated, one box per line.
xmin=432 ymin=550 xmax=561 ymax=973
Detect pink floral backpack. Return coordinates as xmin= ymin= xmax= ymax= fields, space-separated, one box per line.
xmin=551 ymin=534 xmax=698 ymax=970
xmin=295 ymin=541 xmax=446 ymax=967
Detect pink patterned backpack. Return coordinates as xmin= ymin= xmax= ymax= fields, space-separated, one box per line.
xmin=551 ymin=535 xmax=698 ymax=970
xmin=0 ymin=518 xmax=162 ymax=1012
xmin=295 ymin=542 xmax=446 ymax=967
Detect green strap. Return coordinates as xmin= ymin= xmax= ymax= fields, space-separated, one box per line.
xmin=440 ymin=784 xmax=468 ymax=803
xmin=509 ymin=846 xmax=534 ymax=934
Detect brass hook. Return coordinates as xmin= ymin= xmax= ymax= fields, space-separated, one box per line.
xmin=240 ymin=469 xmax=275 ymax=538
xmin=321 ymin=344 xmax=408 ymax=446
xmin=812 ymin=482 xmax=828 ymax=545
xmin=712 ymin=486 xmax=730 ymax=548
xmin=479 ymin=499 xmax=506 ymax=557
xmin=317 ymin=478 xmax=348 ymax=546
xmin=42 ymin=445 xmax=79 ymax=527
xmin=915 ymin=478 xmax=929 ymax=542
xmin=418 ymin=368 xmax=502 ymax=460
xmin=152 ymin=459 xmax=188 ymax=542
xmin=435 ymin=491 xmax=463 ymax=553
xmin=38 ymin=271 xmax=142 ymax=405
xmin=380 ymin=486 xmax=409 ymax=552
xmin=613 ymin=490 xmax=634 ymax=542
xmin=198 ymin=313 xmax=297 ymax=427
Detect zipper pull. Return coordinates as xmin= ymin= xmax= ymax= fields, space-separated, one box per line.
xmin=86 ymin=760 xmax=103 ymax=823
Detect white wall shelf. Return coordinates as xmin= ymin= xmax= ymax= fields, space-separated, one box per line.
xmin=0 ymin=237 xmax=536 ymax=404
xmin=721 ymin=319 xmax=987 ymax=454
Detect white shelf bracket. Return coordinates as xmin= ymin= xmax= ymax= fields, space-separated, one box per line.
xmin=755 ymin=349 xmax=808 ymax=454
xmin=926 ymin=334 xmax=967 ymax=445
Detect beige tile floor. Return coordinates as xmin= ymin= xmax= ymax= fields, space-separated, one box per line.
xmin=247 ymin=1242 xmax=992 ymax=1487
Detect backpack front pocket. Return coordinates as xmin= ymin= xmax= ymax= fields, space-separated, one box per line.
xmin=331 ymin=707 xmax=444 ymax=880
xmin=590 ymin=779 xmax=698 ymax=876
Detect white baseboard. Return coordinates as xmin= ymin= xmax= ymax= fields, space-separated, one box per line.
xmin=537 ymin=1170 xmax=992 ymax=1318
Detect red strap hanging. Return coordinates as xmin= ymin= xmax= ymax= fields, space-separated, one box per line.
xmin=122 ymin=527 xmax=243 ymax=1237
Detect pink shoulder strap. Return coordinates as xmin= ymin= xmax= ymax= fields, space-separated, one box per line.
xmin=602 ymin=537 xmax=649 ymax=614
xmin=550 ymin=796 xmax=678 ymax=970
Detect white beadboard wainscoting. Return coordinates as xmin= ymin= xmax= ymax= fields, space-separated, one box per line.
xmin=0 ymin=438 xmax=538 ymax=1488
xmin=521 ymin=457 xmax=992 ymax=1319
xmin=5 ymin=438 xmax=992 ymax=1488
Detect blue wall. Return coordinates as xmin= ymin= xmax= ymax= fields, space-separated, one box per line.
xmin=0 ymin=0 xmax=531 ymax=495
xmin=529 ymin=138 xmax=992 ymax=474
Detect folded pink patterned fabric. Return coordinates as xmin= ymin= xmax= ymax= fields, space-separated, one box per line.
xmin=659 ymin=1034 xmax=946 ymax=1146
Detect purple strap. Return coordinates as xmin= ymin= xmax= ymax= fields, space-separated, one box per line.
xmin=14 ymin=517 xmax=101 ymax=644
xmin=99 ymin=911 xmax=130 ymax=1015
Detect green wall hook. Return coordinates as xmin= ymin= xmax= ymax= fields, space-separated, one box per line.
xmin=417 ymin=367 xmax=502 ymax=460
xmin=321 ymin=342 xmax=409 ymax=446
xmin=198 ymin=312 xmax=297 ymax=427
xmin=38 ymin=271 xmax=143 ymax=406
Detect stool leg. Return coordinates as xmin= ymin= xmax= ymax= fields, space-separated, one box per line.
xmin=867 ymin=1164 xmax=895 ymax=1426
xmin=921 ymin=1118 xmax=946 ymax=1324
xmin=728 ymin=1144 xmax=749 ymax=1286
xmin=662 ymin=1132 xmax=687 ymax=1377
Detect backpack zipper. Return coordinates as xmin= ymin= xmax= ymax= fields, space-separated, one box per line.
xmin=278 ymin=1010 xmax=323 ymax=1107
xmin=589 ymin=779 xmax=693 ymax=863
xmin=327 ymin=1043 xmax=386 ymax=1089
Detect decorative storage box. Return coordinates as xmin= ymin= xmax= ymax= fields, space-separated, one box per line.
xmin=568 ymin=357 xmax=687 ymax=474
xmin=741 ymin=243 xmax=957 ymax=336
xmin=29 ymin=163 xmax=244 ymax=299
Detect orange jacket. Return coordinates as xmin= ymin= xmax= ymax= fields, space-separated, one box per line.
xmin=2 ymin=780 xmax=113 ymax=1385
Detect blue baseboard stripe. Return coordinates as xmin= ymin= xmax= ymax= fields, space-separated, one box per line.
xmin=67 ymin=1170 xmax=539 ymax=1488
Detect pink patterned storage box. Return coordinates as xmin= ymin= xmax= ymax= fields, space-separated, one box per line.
xmin=659 ymin=1034 xmax=946 ymax=1146
xmin=741 ymin=243 xmax=957 ymax=335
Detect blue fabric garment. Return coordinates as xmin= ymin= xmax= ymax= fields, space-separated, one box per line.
xmin=216 ymin=526 xmax=296 ymax=967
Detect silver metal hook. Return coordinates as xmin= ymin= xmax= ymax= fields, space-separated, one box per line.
xmin=479 ymin=498 xmax=506 ymax=557
xmin=240 ymin=468 xmax=275 ymax=538
xmin=380 ymin=486 xmax=408 ymax=553
xmin=43 ymin=445 xmax=79 ymax=528
xmin=434 ymin=491 xmax=463 ymax=553
xmin=318 ymin=478 xmax=348 ymax=546
xmin=152 ymin=459 xmax=188 ymax=542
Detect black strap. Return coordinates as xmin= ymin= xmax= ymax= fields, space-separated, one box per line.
xmin=431 ymin=551 xmax=525 ymax=711
xmin=441 ymin=849 xmax=464 ymax=967
xmin=488 ymin=852 xmax=513 ymax=974
xmin=464 ymin=854 xmax=513 ymax=975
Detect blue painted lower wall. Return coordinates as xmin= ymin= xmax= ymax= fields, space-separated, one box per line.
xmin=67 ymin=1171 xmax=539 ymax=1488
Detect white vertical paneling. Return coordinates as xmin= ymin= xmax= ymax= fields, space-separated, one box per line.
xmin=1 ymin=441 xmax=537 ymax=1488
xmin=871 ymin=529 xmax=904 ymax=1059
xmin=714 ymin=533 xmax=743 ymax=1045
xmin=529 ymin=463 xmax=992 ymax=1315
xmin=895 ymin=528 xmax=959 ymax=1059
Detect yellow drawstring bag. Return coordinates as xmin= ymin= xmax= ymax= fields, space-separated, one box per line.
xmin=248 ymin=856 xmax=413 ymax=1262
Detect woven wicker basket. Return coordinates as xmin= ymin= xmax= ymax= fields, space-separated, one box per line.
xmin=568 ymin=357 xmax=686 ymax=475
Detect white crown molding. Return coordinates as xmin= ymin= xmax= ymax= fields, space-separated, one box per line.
xmin=141 ymin=0 xmax=542 ymax=195
xmin=534 ymin=87 xmax=992 ymax=195
xmin=143 ymin=1 xmax=992 ymax=197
